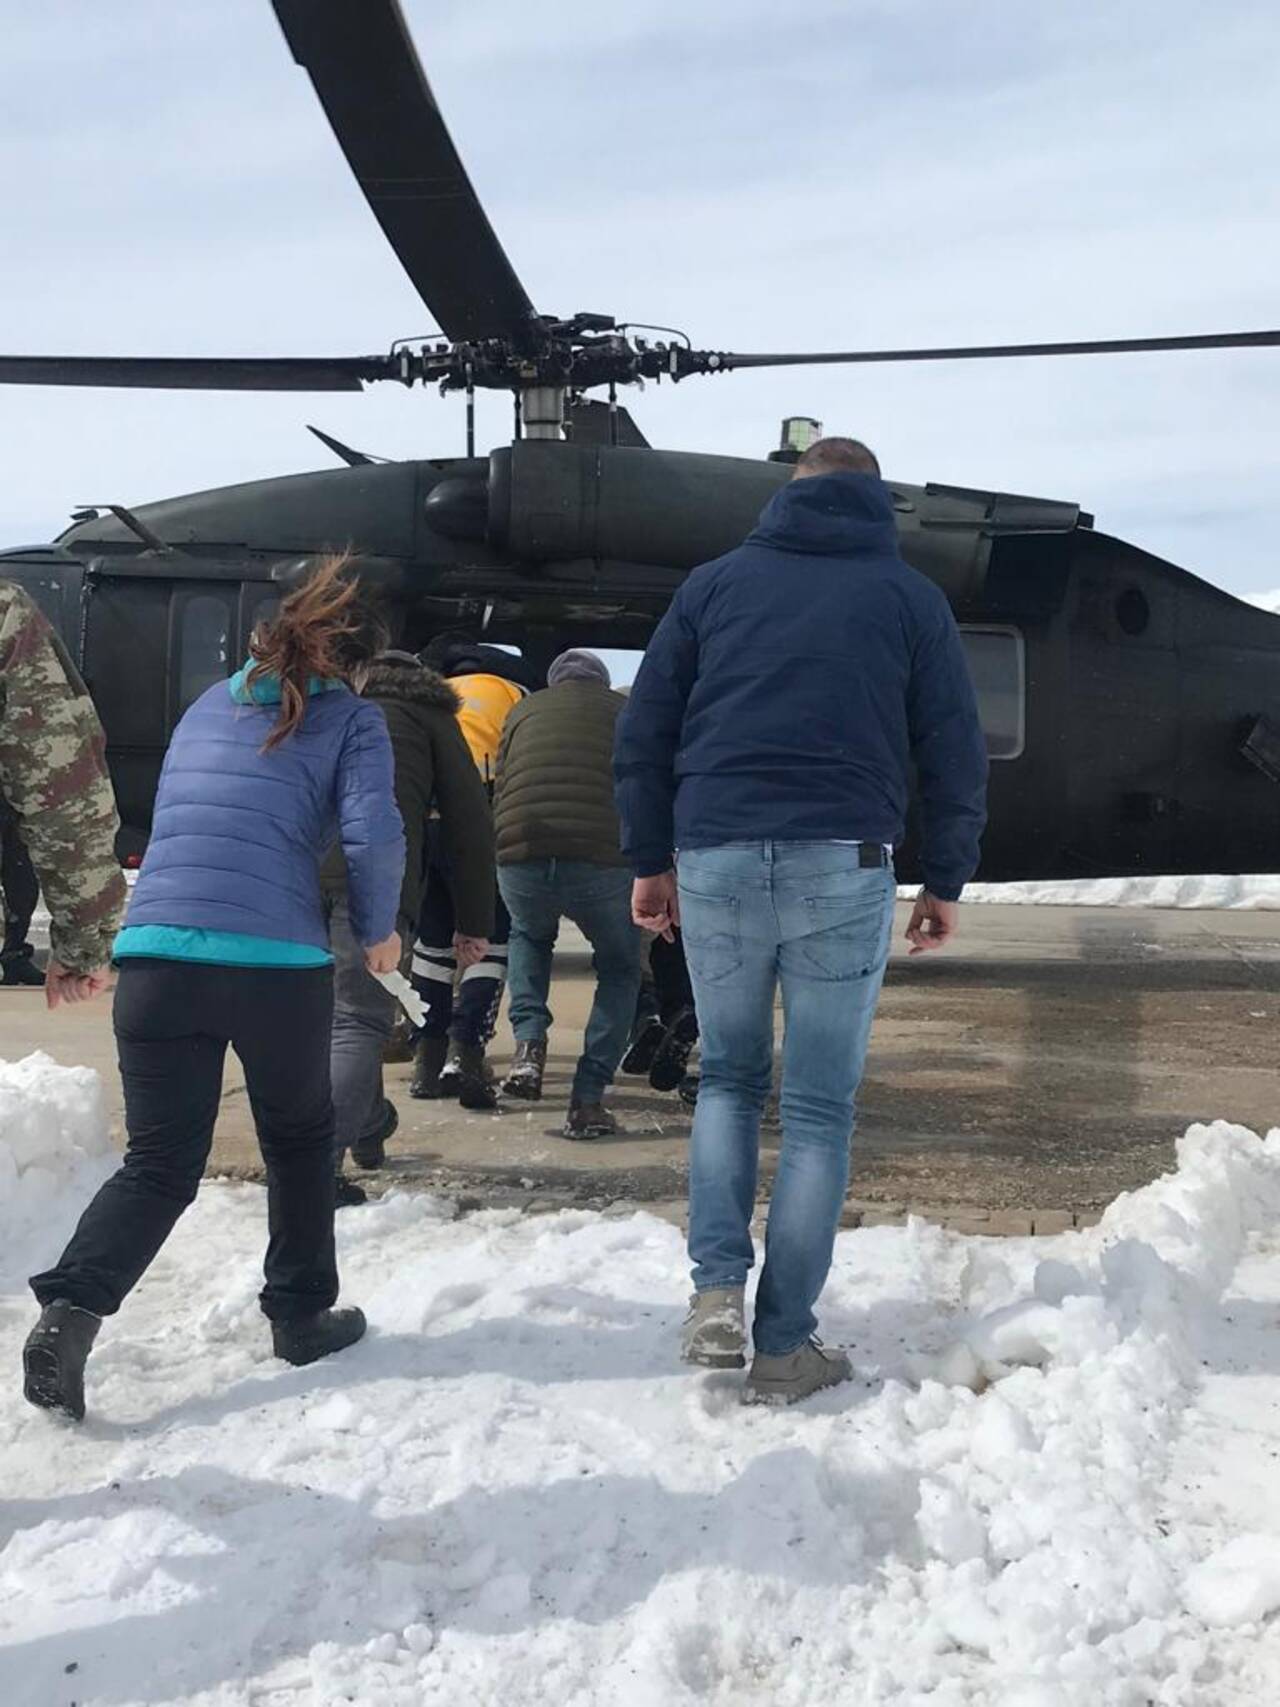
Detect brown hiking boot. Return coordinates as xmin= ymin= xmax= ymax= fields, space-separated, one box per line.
xmin=741 ymin=1338 xmax=853 ymax=1406
xmin=502 ymin=1040 xmax=546 ymax=1101
xmin=680 ymin=1288 xmax=747 ymax=1368
xmin=562 ymin=1101 xmax=619 ymax=1140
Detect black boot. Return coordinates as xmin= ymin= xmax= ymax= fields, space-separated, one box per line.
xmin=334 ymin=1173 xmax=368 ymax=1207
xmin=501 ymin=1040 xmax=546 ymax=1101
xmin=453 ymin=1042 xmax=499 ymax=1111
xmin=621 ymin=1014 xmax=664 ymax=1075
xmin=271 ymin=1307 xmax=367 ymax=1367
xmin=1 ymin=945 xmax=45 ymax=988
xmin=23 ymin=1300 xmax=102 ymax=1421
xmin=563 ymin=1100 xmax=620 ymax=1140
xmin=649 ymin=1007 xmax=700 ymax=1092
xmin=350 ymin=1099 xmax=398 ymax=1170
xmin=408 ymin=1035 xmax=450 ymax=1100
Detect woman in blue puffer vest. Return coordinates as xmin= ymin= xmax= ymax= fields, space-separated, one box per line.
xmin=24 ymin=556 xmax=406 ymax=1421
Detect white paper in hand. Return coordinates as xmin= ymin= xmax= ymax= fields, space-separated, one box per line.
xmin=373 ymin=968 xmax=426 ymax=1029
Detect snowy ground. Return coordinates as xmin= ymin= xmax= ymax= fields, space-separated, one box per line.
xmin=3 ymin=1055 xmax=1280 ymax=1706
xmin=941 ymin=874 xmax=1280 ymax=910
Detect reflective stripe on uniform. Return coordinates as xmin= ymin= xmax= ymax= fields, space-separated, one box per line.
xmin=461 ymin=960 xmax=509 ymax=984
xmin=412 ymin=958 xmax=456 ymax=983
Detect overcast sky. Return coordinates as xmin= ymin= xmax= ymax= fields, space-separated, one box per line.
xmin=2 ymin=0 xmax=1278 ymax=596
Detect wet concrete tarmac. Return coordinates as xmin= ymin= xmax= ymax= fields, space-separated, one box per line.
xmin=8 ymin=903 xmax=1277 ymax=1232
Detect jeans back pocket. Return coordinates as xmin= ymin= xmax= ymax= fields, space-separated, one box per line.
xmin=679 ymin=889 xmax=743 ymax=984
xmin=800 ymin=889 xmax=892 ymax=981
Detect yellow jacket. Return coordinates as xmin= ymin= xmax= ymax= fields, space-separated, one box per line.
xmin=453 ymin=673 xmax=526 ymax=784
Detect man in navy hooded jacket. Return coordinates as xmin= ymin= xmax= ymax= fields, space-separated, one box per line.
xmin=614 ymin=437 xmax=987 ymax=1404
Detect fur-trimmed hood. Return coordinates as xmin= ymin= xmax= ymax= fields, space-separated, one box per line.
xmin=362 ymin=652 xmax=460 ymax=713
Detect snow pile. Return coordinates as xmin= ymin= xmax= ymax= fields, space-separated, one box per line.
xmin=1245 ymin=589 xmax=1280 ymax=615
xmin=2 ymin=1082 xmax=1280 ymax=1703
xmin=0 ymin=1052 xmax=113 ymax=1283
xmin=934 ymin=874 xmax=1280 ymax=909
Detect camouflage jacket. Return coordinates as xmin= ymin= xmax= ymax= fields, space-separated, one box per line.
xmin=0 ymin=580 xmax=126 ymax=970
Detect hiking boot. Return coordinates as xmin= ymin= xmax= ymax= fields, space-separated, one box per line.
xmin=649 ymin=1007 xmax=700 ymax=1092
xmin=452 ymin=1043 xmax=498 ymax=1111
xmin=502 ymin=1040 xmax=546 ymax=1101
xmin=621 ymin=1014 xmax=664 ymax=1076
xmin=271 ymin=1307 xmax=367 ymax=1367
xmin=334 ymin=1173 xmax=368 ymax=1208
xmin=677 ymin=1073 xmax=699 ymax=1108
xmin=409 ymin=1035 xmax=450 ymax=1100
xmin=562 ymin=1101 xmax=619 ymax=1140
xmin=350 ymin=1098 xmax=398 ymax=1170
xmin=1 ymin=948 xmax=45 ymax=988
xmin=680 ymin=1287 xmax=746 ymax=1369
xmin=742 ymin=1338 xmax=852 ymax=1406
xmin=23 ymin=1300 xmax=102 ymax=1421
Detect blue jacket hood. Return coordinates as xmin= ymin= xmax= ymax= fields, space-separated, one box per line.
xmin=748 ymin=472 xmax=898 ymax=558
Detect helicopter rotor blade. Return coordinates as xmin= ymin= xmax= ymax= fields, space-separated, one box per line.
xmin=271 ymin=0 xmax=539 ymax=348
xmin=708 ymin=329 xmax=1280 ymax=371
xmin=0 ymin=355 xmax=397 ymax=391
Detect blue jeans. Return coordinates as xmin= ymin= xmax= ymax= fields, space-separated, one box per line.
xmin=678 ymin=842 xmax=896 ymax=1355
xmin=498 ymin=860 xmax=643 ymax=1104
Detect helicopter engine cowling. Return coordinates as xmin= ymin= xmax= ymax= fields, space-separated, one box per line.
xmin=483 ymin=441 xmax=1083 ymax=607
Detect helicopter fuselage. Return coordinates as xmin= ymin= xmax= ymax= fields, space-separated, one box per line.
xmin=2 ymin=441 xmax=1277 ymax=882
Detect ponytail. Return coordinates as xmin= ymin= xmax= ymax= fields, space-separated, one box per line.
xmin=248 ymin=552 xmax=390 ymax=750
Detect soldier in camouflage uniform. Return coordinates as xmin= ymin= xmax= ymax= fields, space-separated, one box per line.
xmin=0 ymin=580 xmax=126 ymax=1007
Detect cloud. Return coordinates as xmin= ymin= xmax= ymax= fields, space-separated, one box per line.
xmin=2 ymin=0 xmax=1278 ymax=592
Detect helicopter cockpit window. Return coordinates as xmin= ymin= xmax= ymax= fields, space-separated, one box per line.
xmin=958 ymin=626 xmax=1024 ymax=760
xmin=178 ymin=594 xmax=232 ymax=713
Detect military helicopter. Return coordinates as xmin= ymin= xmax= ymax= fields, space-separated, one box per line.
xmin=2 ymin=0 xmax=1279 ymax=878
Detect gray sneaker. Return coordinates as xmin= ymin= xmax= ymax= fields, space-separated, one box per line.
xmin=680 ymin=1287 xmax=747 ymax=1369
xmin=742 ymin=1337 xmax=852 ymax=1406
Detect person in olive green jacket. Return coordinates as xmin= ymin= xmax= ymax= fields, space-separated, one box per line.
xmin=493 ymin=649 xmax=642 ymax=1138
xmin=323 ymin=651 xmax=495 ymax=1198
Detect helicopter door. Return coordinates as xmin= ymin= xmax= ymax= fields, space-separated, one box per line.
xmin=81 ymin=575 xmax=237 ymax=841
xmin=80 ymin=572 xmax=171 ymax=841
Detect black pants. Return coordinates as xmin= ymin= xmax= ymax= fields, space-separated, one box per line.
xmin=1 ymin=812 xmax=39 ymax=957
xmin=31 ymin=959 xmax=339 ymax=1322
xmin=412 ymin=834 xmax=511 ymax=1047
xmin=635 ymin=931 xmax=696 ymax=1027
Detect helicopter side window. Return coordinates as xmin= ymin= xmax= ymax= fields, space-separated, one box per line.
xmin=958 ymin=626 xmax=1024 ymax=760
xmin=242 ymin=588 xmax=279 ymax=654
xmin=178 ymin=593 xmax=232 ymax=714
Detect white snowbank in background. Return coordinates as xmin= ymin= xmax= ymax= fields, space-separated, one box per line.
xmin=903 ymin=874 xmax=1280 ymax=909
xmin=2 ymin=1057 xmax=1280 ymax=1704
xmin=0 ymin=1053 xmax=113 ymax=1284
